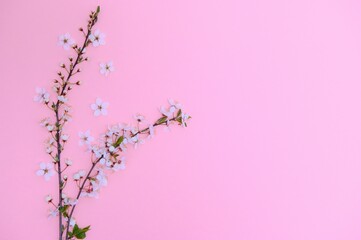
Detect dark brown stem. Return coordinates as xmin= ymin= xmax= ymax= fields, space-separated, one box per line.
xmin=54 ymin=9 xmax=100 ymax=240
xmin=55 ymin=110 xmax=63 ymax=240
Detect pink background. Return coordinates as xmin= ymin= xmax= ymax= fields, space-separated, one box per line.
xmin=1 ymin=0 xmax=361 ymax=239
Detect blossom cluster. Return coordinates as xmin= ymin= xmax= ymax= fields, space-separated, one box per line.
xmin=75 ymin=99 xmax=190 ymax=199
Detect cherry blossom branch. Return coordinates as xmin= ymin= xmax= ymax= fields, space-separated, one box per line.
xmin=64 ymin=116 xmax=181 ymax=239
xmin=131 ymin=117 xmax=176 ymax=137
xmin=54 ymin=110 xmax=64 ymax=240
xmin=51 ymin=7 xmax=100 ymax=240
xmin=64 ymin=159 xmax=99 ymax=240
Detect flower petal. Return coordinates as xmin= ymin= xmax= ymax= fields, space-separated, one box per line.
xmin=40 ymin=162 xmax=46 ymax=169
xmin=91 ymin=104 xmax=97 ymax=110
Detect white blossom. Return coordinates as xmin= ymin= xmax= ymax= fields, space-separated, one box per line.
xmin=106 ymin=124 xmax=122 ymax=137
xmin=47 ymin=125 xmax=55 ymax=132
xmin=160 ymin=106 xmax=173 ymax=118
xmin=159 ymin=100 xmax=182 ymax=118
xmin=64 ymin=106 xmax=71 ymax=113
xmin=134 ymin=114 xmax=145 ymax=124
xmin=108 ymin=145 xmax=115 ymax=152
xmin=113 ymin=157 xmax=126 ymax=171
xmin=78 ymin=130 xmax=94 ymax=146
xmin=89 ymin=29 xmax=105 ymax=47
xmin=91 ymin=98 xmax=109 ymax=117
xmin=99 ymin=61 xmax=114 ymax=76
xmin=48 ymin=208 xmax=59 ymax=218
xmin=36 ymin=162 xmax=55 ymax=181
xmin=95 ymin=169 xmax=108 ymax=187
xmin=181 ymin=112 xmax=190 ymax=127
xmin=62 ymin=114 xmax=72 ymax=122
xmin=40 ymin=118 xmax=51 ymax=127
xmin=168 ymin=99 xmax=182 ymax=111
xmin=64 ymin=217 xmax=76 ymax=227
xmin=80 ymin=181 xmax=99 ymax=198
xmin=61 ymin=134 xmax=69 ymax=142
xmin=65 ymin=159 xmax=73 ymax=166
xmin=45 ymin=138 xmax=55 ymax=154
xmin=128 ymin=130 xmax=144 ymax=149
xmin=46 ymin=146 xmax=53 ymax=154
xmin=57 ymin=95 xmax=68 ymax=103
xmin=46 ymin=138 xmax=55 ymax=145
xmin=34 ymin=87 xmax=50 ymax=103
xmin=52 ymin=84 xmax=60 ymax=93
xmin=58 ymin=33 xmax=75 ymax=50
xmin=148 ymin=124 xmax=155 ymax=139
xmin=73 ymin=170 xmax=86 ymax=180
xmin=63 ymin=197 xmax=77 ymax=206
xmin=100 ymin=159 xmax=112 ymax=168
xmin=62 ymin=106 xmax=72 ymax=122
xmin=45 ymin=195 xmax=53 ymax=203
xmin=99 ymin=153 xmax=111 ymax=167
xmin=90 ymin=146 xmax=106 ymax=159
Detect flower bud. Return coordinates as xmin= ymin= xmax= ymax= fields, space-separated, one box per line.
xmin=45 ymin=195 xmax=52 ymax=203
xmin=61 ymin=134 xmax=69 ymax=142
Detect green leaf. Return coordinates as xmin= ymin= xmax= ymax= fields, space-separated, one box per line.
xmin=156 ymin=116 xmax=168 ymax=125
xmin=59 ymin=205 xmax=69 ymax=218
xmin=74 ymin=231 xmax=86 ymax=239
xmin=113 ymin=136 xmax=124 ymax=148
xmin=176 ymin=109 xmax=182 ymax=118
xmin=59 ymin=205 xmax=69 ymax=214
xmin=67 ymin=232 xmax=73 ymax=238
xmin=72 ymin=224 xmax=91 ymax=239
xmin=72 ymin=224 xmax=79 ymax=233
xmin=96 ymin=6 xmax=100 ymax=13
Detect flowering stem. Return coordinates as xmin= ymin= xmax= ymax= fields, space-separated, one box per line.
xmin=132 ymin=117 xmax=177 ymax=136
xmin=53 ymin=8 xmax=100 ymax=240
xmin=64 ymin=117 xmax=178 ymax=239
xmin=55 ymin=111 xmax=64 ymax=240
xmin=64 ymin=159 xmax=99 ymax=240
